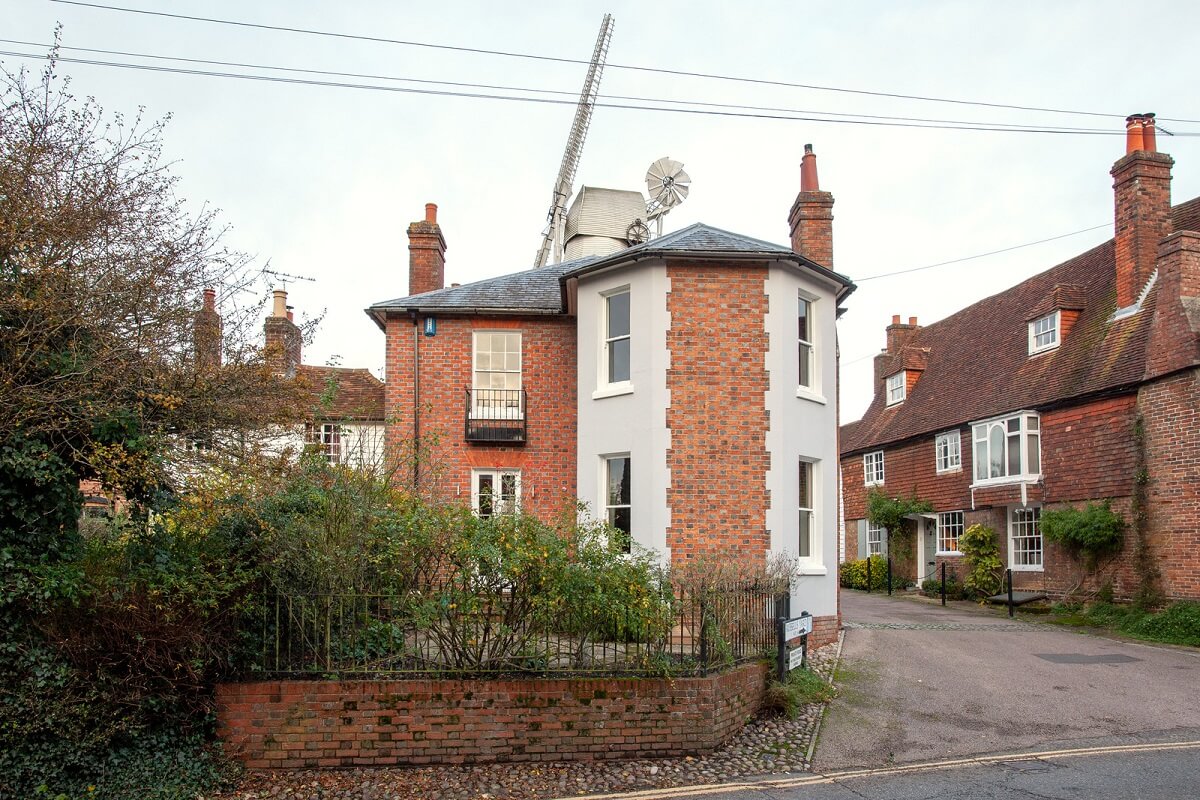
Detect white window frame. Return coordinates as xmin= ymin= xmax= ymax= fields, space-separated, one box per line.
xmin=863 ymin=451 xmax=885 ymax=486
xmin=867 ymin=522 xmax=886 ymax=556
xmin=798 ymin=293 xmax=815 ymax=391
xmin=603 ymin=455 xmax=632 ymax=554
xmin=311 ymin=423 xmax=343 ymax=464
xmin=600 ymin=287 xmax=632 ymax=392
xmin=1008 ymin=505 xmax=1043 ymax=571
xmin=971 ymin=411 xmax=1041 ymax=486
xmin=936 ymin=510 xmax=964 ymax=555
xmin=1028 ymin=311 xmax=1060 ymax=355
xmin=472 ymin=469 xmax=521 ymax=518
xmin=935 ymin=430 xmax=962 ymax=474
xmin=886 ymin=371 xmax=906 ymax=405
xmin=471 ymin=331 xmax=522 ymax=419
xmin=797 ymin=458 xmax=817 ymax=565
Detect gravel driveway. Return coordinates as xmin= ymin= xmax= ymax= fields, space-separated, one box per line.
xmin=813 ymin=590 xmax=1200 ymax=772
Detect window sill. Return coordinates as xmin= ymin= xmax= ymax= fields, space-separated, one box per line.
xmin=796 ymin=564 xmax=827 ymax=576
xmin=936 ymin=551 xmax=964 ymax=557
xmin=592 ymin=382 xmax=634 ymax=400
xmin=795 ymin=387 xmax=827 ymax=405
xmin=935 ymin=466 xmax=963 ymax=475
xmin=864 ymin=480 xmax=884 ymax=488
xmin=1028 ymin=345 xmax=1059 ymax=357
xmin=1010 ymin=565 xmax=1044 ymax=573
xmin=969 ymin=475 xmax=1040 ymax=489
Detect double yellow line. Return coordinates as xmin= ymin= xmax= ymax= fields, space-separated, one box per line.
xmin=558 ymin=739 xmax=1200 ymax=800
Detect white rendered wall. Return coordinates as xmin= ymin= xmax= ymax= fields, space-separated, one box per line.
xmin=763 ymin=262 xmax=842 ymax=620
xmin=575 ymin=260 xmax=672 ymax=562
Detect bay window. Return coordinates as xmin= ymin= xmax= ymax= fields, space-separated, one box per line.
xmin=972 ymin=412 xmax=1040 ymax=484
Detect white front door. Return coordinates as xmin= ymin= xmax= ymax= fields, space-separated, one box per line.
xmin=918 ymin=517 xmax=938 ymax=583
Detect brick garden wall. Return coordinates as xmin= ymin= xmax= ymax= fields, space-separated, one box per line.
xmin=216 ymin=663 xmax=769 ymax=770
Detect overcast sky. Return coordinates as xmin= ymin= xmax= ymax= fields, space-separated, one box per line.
xmin=7 ymin=0 xmax=1200 ymax=421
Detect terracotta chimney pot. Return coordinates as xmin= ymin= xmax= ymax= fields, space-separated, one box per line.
xmin=425 ymin=203 xmax=438 ymax=224
xmin=1125 ymin=115 xmax=1145 ymax=154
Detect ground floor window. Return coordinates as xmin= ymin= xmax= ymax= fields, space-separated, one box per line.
xmin=798 ymin=460 xmax=814 ymax=559
xmin=604 ymin=455 xmax=631 ymax=553
xmin=867 ymin=522 xmax=886 ymax=556
xmin=473 ymin=469 xmax=520 ymax=518
xmin=306 ymin=422 xmax=343 ymax=463
xmin=1009 ymin=505 xmax=1042 ymax=570
xmin=937 ymin=510 xmax=964 ymax=554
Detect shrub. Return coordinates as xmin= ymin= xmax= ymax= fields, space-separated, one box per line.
xmin=840 ymin=555 xmax=889 ymax=591
xmin=920 ymin=573 xmax=965 ymax=600
xmin=1121 ymin=601 xmax=1200 ymax=647
xmin=1042 ymin=501 xmax=1126 ymax=568
xmin=959 ymin=524 xmax=1003 ymax=598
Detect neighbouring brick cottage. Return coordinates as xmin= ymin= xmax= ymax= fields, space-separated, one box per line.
xmin=366 ymin=146 xmax=855 ymax=644
xmin=840 ymin=114 xmax=1200 ymax=601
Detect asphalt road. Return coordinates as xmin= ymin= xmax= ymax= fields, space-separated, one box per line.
xmin=814 ymin=591 xmax=1200 ymax=771
xmin=571 ymin=739 xmax=1200 ymax=799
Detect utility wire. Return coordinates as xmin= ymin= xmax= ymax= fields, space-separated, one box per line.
xmin=47 ymin=0 xmax=1200 ymax=125
xmin=855 ymin=223 xmax=1110 ymax=281
xmin=8 ymin=49 xmax=1188 ymax=136
xmin=0 ymin=39 xmax=1127 ymax=133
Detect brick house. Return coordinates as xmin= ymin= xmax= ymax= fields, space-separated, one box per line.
xmin=366 ymin=146 xmax=855 ymax=644
xmin=840 ymin=114 xmax=1200 ymax=601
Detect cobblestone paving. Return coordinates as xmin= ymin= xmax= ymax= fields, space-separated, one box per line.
xmin=215 ymin=641 xmax=843 ymax=800
xmin=843 ymin=621 xmax=1036 ymax=631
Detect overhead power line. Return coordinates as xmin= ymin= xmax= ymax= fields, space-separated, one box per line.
xmin=8 ymin=49 xmax=1195 ymax=137
xmin=0 ymin=39 xmax=1130 ymax=134
xmin=47 ymin=0 xmax=1200 ymax=125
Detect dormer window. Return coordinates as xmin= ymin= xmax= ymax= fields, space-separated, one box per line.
xmin=886 ymin=371 xmax=906 ymax=405
xmin=1028 ymin=311 xmax=1060 ymax=354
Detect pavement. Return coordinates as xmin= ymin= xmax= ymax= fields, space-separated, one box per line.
xmin=812 ymin=590 xmax=1200 ymax=772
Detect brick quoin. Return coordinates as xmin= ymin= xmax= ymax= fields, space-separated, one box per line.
xmin=384 ymin=314 xmax=577 ymax=519
xmin=216 ymin=665 xmax=769 ymax=769
xmin=665 ymin=262 xmax=771 ymax=563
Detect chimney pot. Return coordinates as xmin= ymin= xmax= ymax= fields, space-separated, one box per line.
xmin=202 ymin=287 xmax=216 ymax=312
xmin=1142 ymin=112 xmax=1157 ymax=152
xmin=891 ymin=314 xmax=902 ymax=324
xmin=272 ymin=289 xmax=288 ymax=318
xmin=1125 ymin=114 xmax=1145 ymax=154
xmin=908 ymin=316 xmax=918 ymax=326
xmin=800 ymin=145 xmax=820 ymax=192
xmin=451 ymin=282 xmax=460 ymax=288
xmin=425 ymin=203 xmax=438 ymax=224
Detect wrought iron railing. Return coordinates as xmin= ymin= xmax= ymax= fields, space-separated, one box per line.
xmin=464 ymin=389 xmax=526 ymax=443
xmin=255 ymin=581 xmax=784 ymax=679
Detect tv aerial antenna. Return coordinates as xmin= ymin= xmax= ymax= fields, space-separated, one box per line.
xmin=644 ymin=157 xmax=690 ymax=238
xmin=533 ymin=14 xmax=615 ymax=268
xmin=263 ymin=268 xmax=317 ymax=290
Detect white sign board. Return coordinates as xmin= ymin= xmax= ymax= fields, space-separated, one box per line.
xmin=784 ymin=615 xmax=813 ymax=641
xmin=788 ymin=646 xmax=805 ymax=671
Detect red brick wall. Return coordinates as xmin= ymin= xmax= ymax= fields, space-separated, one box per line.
xmin=840 ymin=395 xmax=1152 ymax=594
xmin=1139 ymin=368 xmax=1200 ymax=600
xmin=216 ymin=664 xmax=768 ymax=769
xmin=666 ymin=263 xmax=771 ymax=562
xmin=788 ymin=192 xmax=835 ymax=268
xmin=1111 ymin=150 xmax=1173 ymax=309
xmin=384 ymin=314 xmax=577 ymax=521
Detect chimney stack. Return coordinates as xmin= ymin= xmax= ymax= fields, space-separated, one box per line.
xmin=408 ymin=202 xmax=447 ymax=297
xmin=194 ymin=287 xmax=222 ymax=370
xmin=885 ymin=314 xmax=921 ymax=353
xmin=788 ymin=144 xmax=835 ymax=268
xmin=264 ymin=288 xmax=302 ymax=377
xmin=1112 ymin=113 xmax=1174 ymax=309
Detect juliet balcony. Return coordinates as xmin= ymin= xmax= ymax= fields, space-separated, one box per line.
xmin=464 ymin=388 xmax=527 ymax=444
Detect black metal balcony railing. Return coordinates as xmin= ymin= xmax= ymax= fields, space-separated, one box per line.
xmin=464 ymin=388 xmax=526 ymax=443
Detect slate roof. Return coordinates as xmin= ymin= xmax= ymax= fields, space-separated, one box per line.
xmin=367 ymin=223 xmax=854 ymax=327
xmin=296 ymin=365 xmax=385 ymax=421
xmin=841 ymin=196 xmax=1200 ymax=455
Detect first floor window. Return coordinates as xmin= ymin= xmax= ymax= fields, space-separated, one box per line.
xmin=604 ymin=456 xmax=631 ymax=553
xmin=935 ymin=430 xmax=962 ymax=473
xmin=474 ymin=469 xmax=520 ymax=518
xmin=798 ymin=295 xmax=814 ymax=389
xmin=864 ymin=450 xmax=885 ymax=485
xmin=605 ymin=290 xmax=631 ymax=384
xmin=472 ymin=331 xmax=522 ymax=418
xmin=886 ymin=371 xmax=906 ymax=405
xmin=1009 ymin=506 xmax=1042 ymax=570
xmin=867 ymin=522 xmax=886 ymax=556
xmin=798 ymin=460 xmax=814 ymax=559
xmin=307 ymin=423 xmax=343 ymax=463
xmin=937 ymin=510 xmax=964 ymax=553
xmin=972 ymin=412 xmax=1040 ymax=484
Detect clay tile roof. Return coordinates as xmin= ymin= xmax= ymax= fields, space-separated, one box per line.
xmin=1025 ymin=283 xmax=1088 ymax=320
xmin=841 ymin=195 xmax=1200 ymax=455
xmin=296 ymin=365 xmax=384 ymax=421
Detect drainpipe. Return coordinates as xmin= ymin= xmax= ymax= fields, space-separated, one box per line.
xmin=407 ymin=307 xmax=420 ymax=490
